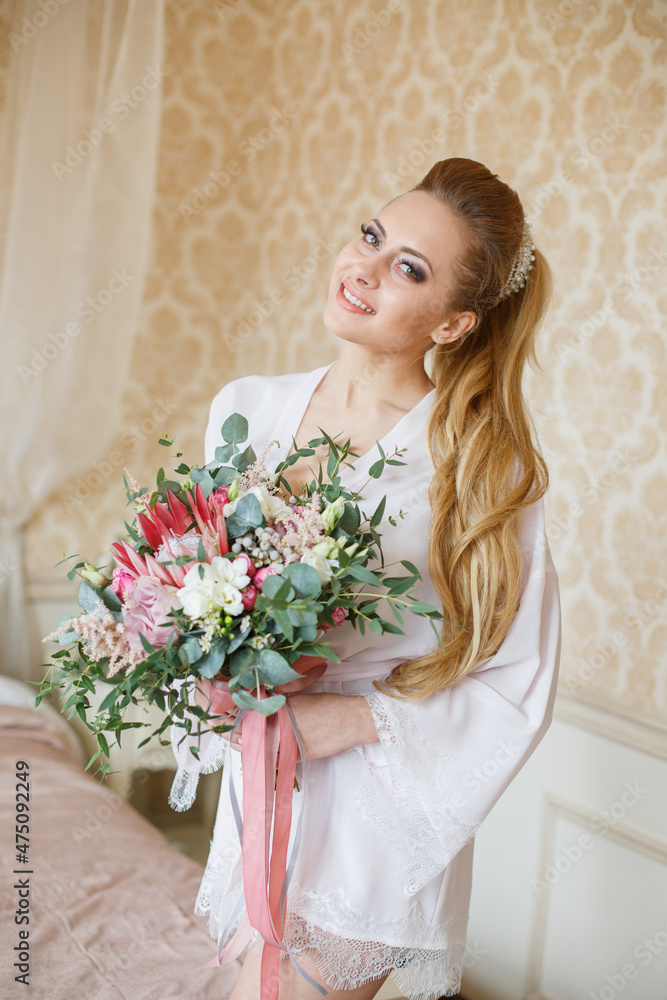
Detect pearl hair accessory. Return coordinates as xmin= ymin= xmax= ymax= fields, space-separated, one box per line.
xmin=497 ymin=219 xmax=536 ymax=302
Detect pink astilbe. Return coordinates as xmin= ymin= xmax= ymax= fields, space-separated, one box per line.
xmin=273 ymin=493 xmax=328 ymax=562
xmin=236 ymin=441 xmax=279 ymax=494
xmin=44 ymin=601 xmax=145 ymax=677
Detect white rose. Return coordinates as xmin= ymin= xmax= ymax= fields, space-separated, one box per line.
xmin=299 ymin=550 xmax=336 ymax=585
xmin=223 ymin=485 xmax=291 ymax=523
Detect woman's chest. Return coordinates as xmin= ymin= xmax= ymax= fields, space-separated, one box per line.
xmin=276 ymin=403 xmax=414 ymax=500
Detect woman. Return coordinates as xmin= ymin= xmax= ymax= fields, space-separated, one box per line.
xmin=170 ymin=157 xmax=561 ymax=1000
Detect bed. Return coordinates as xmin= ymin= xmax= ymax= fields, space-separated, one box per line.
xmin=0 ymin=675 xmax=242 ymax=999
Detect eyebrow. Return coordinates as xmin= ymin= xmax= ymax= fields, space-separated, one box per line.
xmin=371 ymin=218 xmax=434 ymax=276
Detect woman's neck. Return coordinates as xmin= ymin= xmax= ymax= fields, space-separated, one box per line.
xmin=320 ymin=345 xmax=435 ymax=412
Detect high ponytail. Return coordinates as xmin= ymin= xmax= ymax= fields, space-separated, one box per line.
xmin=373 ymin=157 xmax=553 ymax=700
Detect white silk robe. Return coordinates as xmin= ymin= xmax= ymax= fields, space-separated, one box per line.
xmin=169 ymin=362 xmax=562 ymax=1000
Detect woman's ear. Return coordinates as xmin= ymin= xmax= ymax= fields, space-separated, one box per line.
xmin=431 ymin=311 xmax=477 ymax=346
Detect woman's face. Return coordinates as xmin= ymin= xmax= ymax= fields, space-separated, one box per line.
xmin=323 ymin=189 xmax=475 ymax=353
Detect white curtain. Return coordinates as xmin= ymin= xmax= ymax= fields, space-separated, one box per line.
xmin=0 ymin=0 xmax=165 ymax=681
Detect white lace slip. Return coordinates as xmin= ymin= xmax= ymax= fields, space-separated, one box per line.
xmin=197 ymin=845 xmax=468 ymax=1000
xmin=168 ymin=678 xmax=228 ymax=812
xmin=354 ymin=691 xmax=480 ymax=896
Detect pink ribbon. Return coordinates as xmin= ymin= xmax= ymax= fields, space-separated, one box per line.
xmin=200 ymin=657 xmax=327 ymax=1000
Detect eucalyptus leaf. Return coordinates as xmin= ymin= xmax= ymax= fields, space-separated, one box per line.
xmin=215 ymin=443 xmax=235 ymax=464
xmin=231 ymin=689 xmax=286 ymax=715
xmin=78 ymin=581 xmax=103 ymax=615
xmin=261 ymin=575 xmax=294 ymax=602
xmin=226 ymin=493 xmax=264 ymax=537
xmin=221 ymin=413 xmax=249 ymax=445
xmin=257 ymin=649 xmax=302 ymax=685
xmin=281 ymin=562 xmax=321 ymax=597
xmin=195 ymin=638 xmax=229 ymax=678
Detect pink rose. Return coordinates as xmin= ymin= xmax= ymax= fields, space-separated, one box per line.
xmin=209 ymin=486 xmax=230 ymax=513
xmin=320 ymin=606 xmax=347 ymax=632
xmin=110 ymin=566 xmax=137 ymax=600
xmin=331 ymin=606 xmax=346 ymax=626
xmin=253 ymin=566 xmax=280 ymax=591
xmin=123 ymin=576 xmax=181 ymax=652
xmin=241 ymin=585 xmax=258 ymax=610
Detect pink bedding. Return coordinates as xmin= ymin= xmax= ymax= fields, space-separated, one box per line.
xmin=0 ymin=704 xmax=241 ymax=999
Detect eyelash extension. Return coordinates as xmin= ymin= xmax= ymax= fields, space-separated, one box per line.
xmin=359 ymin=223 xmax=425 ymax=282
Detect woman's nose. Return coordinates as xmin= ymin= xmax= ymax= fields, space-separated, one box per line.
xmin=351 ymin=251 xmax=381 ymax=287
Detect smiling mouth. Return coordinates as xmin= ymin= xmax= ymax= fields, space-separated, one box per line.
xmin=340 ymin=283 xmax=376 ymax=314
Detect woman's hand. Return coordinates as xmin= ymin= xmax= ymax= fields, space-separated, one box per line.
xmin=193 ymin=677 xmax=242 ymax=751
xmin=285 ymin=692 xmax=380 ymax=760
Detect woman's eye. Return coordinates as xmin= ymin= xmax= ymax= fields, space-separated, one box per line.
xmin=398 ymin=259 xmax=425 ymax=282
xmin=360 ymin=223 xmax=380 ymax=247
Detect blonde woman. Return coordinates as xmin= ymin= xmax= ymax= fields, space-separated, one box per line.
xmin=173 ymin=157 xmax=562 ymax=1000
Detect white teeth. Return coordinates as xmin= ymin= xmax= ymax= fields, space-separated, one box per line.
xmin=343 ymin=285 xmax=375 ymax=313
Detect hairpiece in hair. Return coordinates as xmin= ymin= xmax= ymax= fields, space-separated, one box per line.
xmin=497 ymin=220 xmax=536 ymax=302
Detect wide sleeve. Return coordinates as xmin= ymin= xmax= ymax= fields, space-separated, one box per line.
xmin=354 ymin=495 xmax=561 ymax=897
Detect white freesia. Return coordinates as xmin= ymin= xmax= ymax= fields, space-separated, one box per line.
xmin=179 ymin=556 xmax=250 ymax=620
xmin=300 ymin=550 xmax=337 ymax=585
xmin=223 ymin=485 xmax=292 ymax=523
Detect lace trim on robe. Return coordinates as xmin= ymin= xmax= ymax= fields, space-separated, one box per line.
xmin=196 ymin=846 xmax=468 ymax=1000
xmin=353 ymin=690 xmax=480 ymax=896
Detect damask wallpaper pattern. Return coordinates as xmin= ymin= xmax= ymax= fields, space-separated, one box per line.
xmin=11 ymin=0 xmax=667 ymax=725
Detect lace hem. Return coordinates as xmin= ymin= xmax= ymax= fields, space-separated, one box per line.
xmin=355 ymin=691 xmax=480 ymax=895
xmin=196 ymin=849 xmax=467 ymax=1000
xmin=167 ymin=679 xmax=228 ymax=811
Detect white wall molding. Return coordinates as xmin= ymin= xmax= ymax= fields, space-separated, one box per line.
xmin=525 ymin=792 xmax=667 ymax=1000
xmin=555 ymin=686 xmax=667 ymax=761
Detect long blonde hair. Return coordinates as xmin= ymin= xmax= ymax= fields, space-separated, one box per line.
xmin=374 ymin=157 xmax=553 ymax=700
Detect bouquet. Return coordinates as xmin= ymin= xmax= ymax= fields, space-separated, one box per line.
xmin=39 ymin=413 xmax=442 ymax=773
xmin=38 ymin=413 xmax=444 ymax=998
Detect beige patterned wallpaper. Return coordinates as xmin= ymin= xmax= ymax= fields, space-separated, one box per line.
xmin=17 ymin=0 xmax=667 ymax=726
